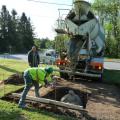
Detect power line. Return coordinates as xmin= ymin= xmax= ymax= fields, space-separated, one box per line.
xmin=27 ymin=0 xmax=72 ymax=6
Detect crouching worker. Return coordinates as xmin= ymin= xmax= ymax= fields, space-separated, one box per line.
xmin=18 ymin=67 xmax=53 ymax=108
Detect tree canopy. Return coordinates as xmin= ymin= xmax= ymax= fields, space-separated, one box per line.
xmin=92 ymin=0 xmax=120 ymax=58
xmin=0 ymin=5 xmax=34 ymax=53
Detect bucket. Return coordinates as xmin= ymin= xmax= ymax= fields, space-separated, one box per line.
xmin=73 ymin=0 xmax=91 ymax=15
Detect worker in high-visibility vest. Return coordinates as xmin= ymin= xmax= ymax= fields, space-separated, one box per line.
xmin=18 ymin=66 xmax=54 ymax=108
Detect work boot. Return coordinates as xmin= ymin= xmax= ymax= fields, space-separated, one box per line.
xmin=18 ymin=101 xmax=26 ymax=109
xmin=18 ymin=104 xmax=26 ymax=109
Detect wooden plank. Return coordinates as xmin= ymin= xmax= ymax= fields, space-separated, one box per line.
xmin=54 ymin=69 xmax=101 ymax=78
xmin=12 ymin=93 xmax=85 ymax=111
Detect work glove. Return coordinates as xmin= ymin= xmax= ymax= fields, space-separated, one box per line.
xmin=52 ymin=76 xmax=60 ymax=81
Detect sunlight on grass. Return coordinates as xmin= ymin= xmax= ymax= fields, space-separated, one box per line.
xmin=0 ymin=100 xmax=76 ymax=120
xmin=0 ymin=84 xmax=23 ymax=98
xmin=0 ymin=59 xmax=29 ymax=80
xmin=0 ymin=59 xmax=59 ymax=80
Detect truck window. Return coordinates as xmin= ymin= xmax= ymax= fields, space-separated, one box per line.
xmin=46 ymin=53 xmax=51 ymax=56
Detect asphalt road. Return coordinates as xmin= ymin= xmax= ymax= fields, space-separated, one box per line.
xmin=0 ymin=54 xmax=27 ymax=61
xmin=104 ymin=61 xmax=120 ymax=70
xmin=0 ymin=54 xmax=120 ymax=70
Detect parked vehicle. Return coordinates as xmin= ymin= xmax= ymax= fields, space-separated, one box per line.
xmin=40 ymin=49 xmax=58 ymax=64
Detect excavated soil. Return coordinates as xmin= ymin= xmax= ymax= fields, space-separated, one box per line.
xmin=27 ymin=78 xmax=120 ymax=120
xmin=1 ymin=74 xmax=120 ymax=120
xmin=4 ymin=73 xmax=24 ymax=84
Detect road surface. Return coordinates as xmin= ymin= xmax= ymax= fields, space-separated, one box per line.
xmin=104 ymin=61 xmax=120 ymax=70
xmin=0 ymin=54 xmax=120 ymax=70
xmin=0 ymin=54 xmax=27 ymax=61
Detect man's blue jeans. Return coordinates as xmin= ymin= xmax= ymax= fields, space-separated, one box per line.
xmin=18 ymin=71 xmax=40 ymax=108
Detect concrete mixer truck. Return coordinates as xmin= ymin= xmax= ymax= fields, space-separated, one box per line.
xmin=55 ymin=0 xmax=105 ymax=80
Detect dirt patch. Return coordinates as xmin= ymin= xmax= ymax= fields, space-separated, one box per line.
xmin=83 ymin=82 xmax=120 ymax=120
xmin=4 ymin=73 xmax=24 ymax=84
xmin=27 ymin=78 xmax=120 ymax=120
xmin=2 ymin=78 xmax=89 ymax=119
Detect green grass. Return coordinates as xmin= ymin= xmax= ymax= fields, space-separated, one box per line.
xmin=0 ymin=59 xmax=59 ymax=80
xmin=0 ymin=59 xmax=27 ymax=99
xmin=0 ymin=84 xmax=23 ymax=98
xmin=103 ymin=69 xmax=120 ymax=85
xmin=0 ymin=100 xmax=76 ymax=120
xmin=104 ymin=58 xmax=120 ymax=62
xmin=103 ymin=57 xmax=120 ymax=85
xmin=0 ymin=59 xmax=29 ymax=80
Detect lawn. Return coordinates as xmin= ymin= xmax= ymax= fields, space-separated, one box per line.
xmin=0 ymin=99 xmax=76 ymax=120
xmin=103 ymin=69 xmax=120 ymax=85
xmin=0 ymin=59 xmax=75 ymax=120
xmin=0 ymin=59 xmax=58 ymax=80
xmin=0 ymin=59 xmax=27 ymax=97
xmin=0 ymin=59 xmax=29 ymax=80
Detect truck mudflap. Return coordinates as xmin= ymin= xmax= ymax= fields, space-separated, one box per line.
xmin=54 ymin=69 xmax=101 ymax=78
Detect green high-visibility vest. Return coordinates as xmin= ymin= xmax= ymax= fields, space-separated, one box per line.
xmin=25 ymin=67 xmax=51 ymax=85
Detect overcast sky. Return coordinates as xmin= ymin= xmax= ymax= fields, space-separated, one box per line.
xmin=0 ymin=0 xmax=92 ymax=39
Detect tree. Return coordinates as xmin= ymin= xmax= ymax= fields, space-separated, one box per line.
xmin=0 ymin=5 xmax=10 ymax=52
xmin=45 ymin=39 xmax=54 ymax=49
xmin=0 ymin=6 xmax=35 ymax=53
xmin=93 ymin=0 xmax=120 ymax=58
xmin=34 ymin=38 xmax=41 ymax=50
xmin=34 ymin=38 xmax=54 ymax=50
xmin=54 ymin=34 xmax=69 ymax=54
xmin=40 ymin=38 xmax=48 ymax=49
xmin=7 ymin=9 xmax=18 ymax=53
xmin=17 ymin=13 xmax=34 ymax=52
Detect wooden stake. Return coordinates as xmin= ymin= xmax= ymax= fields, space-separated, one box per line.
xmin=12 ymin=93 xmax=85 ymax=111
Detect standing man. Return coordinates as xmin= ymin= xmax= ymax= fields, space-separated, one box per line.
xmin=18 ymin=66 xmax=54 ymax=108
xmin=28 ymin=46 xmax=40 ymax=67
